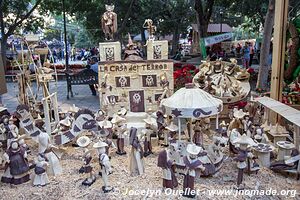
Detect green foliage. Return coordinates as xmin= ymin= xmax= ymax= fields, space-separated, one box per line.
xmin=1 ymin=0 xmax=44 ymax=36
xmin=74 ymin=28 xmax=94 ymax=48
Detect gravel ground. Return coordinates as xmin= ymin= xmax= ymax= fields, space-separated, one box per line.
xmin=0 ymin=140 xmax=299 ymax=200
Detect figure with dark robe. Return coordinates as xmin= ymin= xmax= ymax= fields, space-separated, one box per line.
xmin=1 ymin=140 xmax=30 ymax=185
xmin=192 ymin=121 xmax=202 ymax=146
xmin=33 ymin=153 xmax=49 ymax=186
xmin=98 ymin=119 xmax=115 ymax=158
xmin=0 ymin=115 xmax=18 ymax=149
xmin=183 ymin=144 xmax=205 ymax=198
xmin=142 ymin=116 xmax=156 ymax=157
xmin=77 ymin=136 xmax=96 ymax=186
xmin=157 ymin=148 xmax=178 ymax=189
xmin=112 ymin=115 xmax=127 ymax=155
xmin=124 ymin=33 xmax=143 ymax=61
xmin=156 ymin=110 xmax=165 ymax=140
xmin=232 ymin=134 xmax=258 ymax=190
xmin=129 ymin=127 xmax=144 ymax=176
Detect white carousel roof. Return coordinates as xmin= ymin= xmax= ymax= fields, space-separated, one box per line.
xmin=161 ymin=84 xmax=223 ymax=118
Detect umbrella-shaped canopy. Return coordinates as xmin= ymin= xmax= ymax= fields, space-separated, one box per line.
xmin=161 ymin=84 xmax=223 ymax=119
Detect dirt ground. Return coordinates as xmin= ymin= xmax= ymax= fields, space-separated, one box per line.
xmin=0 ymin=140 xmax=299 ymax=200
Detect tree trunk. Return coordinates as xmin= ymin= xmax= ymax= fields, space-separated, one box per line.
xmin=0 ymin=36 xmax=7 ymax=72
xmin=284 ymin=23 xmax=299 ymax=80
xmin=115 ymin=0 xmax=136 ymax=40
xmin=194 ymin=0 xmax=214 ymax=58
xmin=256 ymin=0 xmax=275 ymax=90
xmin=171 ymin=25 xmax=180 ymax=55
xmin=0 ymin=0 xmax=5 ymax=70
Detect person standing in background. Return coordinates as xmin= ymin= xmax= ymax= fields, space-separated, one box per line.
xmin=249 ymin=42 xmax=255 ymax=66
xmin=243 ymin=42 xmax=250 ymax=69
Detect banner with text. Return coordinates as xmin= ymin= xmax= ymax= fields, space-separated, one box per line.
xmin=204 ymin=32 xmax=233 ymax=46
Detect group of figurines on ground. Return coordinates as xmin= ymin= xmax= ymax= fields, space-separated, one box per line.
xmin=0 ymin=106 xmax=62 ymax=186
xmin=1 ymin=101 xmax=299 ymax=196
xmin=225 ymin=103 xmax=300 ymax=190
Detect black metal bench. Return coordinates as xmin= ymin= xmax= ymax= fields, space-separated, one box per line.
xmin=66 ymin=68 xmax=98 ymax=99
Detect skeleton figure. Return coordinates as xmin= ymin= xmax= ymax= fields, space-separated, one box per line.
xmin=132 ymin=93 xmax=142 ymax=104
xmin=118 ymin=76 xmax=128 ymax=87
xmin=145 ymin=75 xmax=154 ymax=86
xmin=159 ymin=73 xmax=171 ymax=102
xmin=101 ymin=4 xmax=117 ymax=40
xmin=105 ymin=47 xmax=114 ymax=61
xmin=153 ymin=45 xmax=162 ymax=59
xmin=143 ymin=19 xmax=156 ymax=41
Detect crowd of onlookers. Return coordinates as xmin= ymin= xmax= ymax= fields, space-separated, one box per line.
xmin=50 ymin=47 xmax=99 ymax=63
xmin=205 ymin=41 xmax=273 ymax=69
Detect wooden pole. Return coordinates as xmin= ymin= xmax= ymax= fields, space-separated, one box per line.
xmin=0 ymin=43 xmax=7 ymax=95
xmin=269 ymin=0 xmax=289 ymax=124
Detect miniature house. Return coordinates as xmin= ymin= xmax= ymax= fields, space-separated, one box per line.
xmin=98 ymin=59 xmax=174 ymax=112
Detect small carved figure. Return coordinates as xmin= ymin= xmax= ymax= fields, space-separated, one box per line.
xmin=129 ymin=127 xmax=144 ymax=176
xmin=33 ymin=153 xmax=49 ymax=187
xmin=93 ymin=141 xmax=114 ymax=193
xmin=101 ymin=4 xmax=117 ymax=40
xmin=111 ymin=115 xmax=127 ymax=155
xmin=157 ymin=147 xmax=178 ymax=189
xmin=1 ymin=140 xmax=30 ymax=185
xmin=124 ymin=33 xmax=143 ymax=61
xmin=143 ymin=19 xmax=156 ymax=41
xmin=77 ymin=136 xmax=96 ymax=186
xmin=183 ymin=144 xmax=205 ymax=198
xmin=142 ymin=116 xmax=156 ymax=157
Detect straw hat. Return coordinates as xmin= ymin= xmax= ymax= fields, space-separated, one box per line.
xmin=58 ymin=108 xmax=67 ymax=114
xmin=260 ymin=121 xmax=270 ymax=131
xmin=233 ymin=109 xmax=248 ymax=119
xmin=232 ymin=134 xmax=256 ymax=146
xmin=254 ymin=134 xmax=262 ymax=140
xmin=111 ymin=115 xmax=126 ymax=124
xmin=93 ymin=141 xmax=108 ymax=149
xmin=203 ymin=118 xmax=210 ymax=124
xmin=69 ymin=104 xmax=79 ymax=113
xmin=60 ymin=117 xmax=71 ymax=127
xmin=9 ymin=115 xmax=17 ymax=122
xmin=98 ymin=119 xmax=113 ymax=129
xmin=270 ymin=124 xmax=289 ymax=135
xmin=98 ymin=128 xmax=110 ymax=137
xmin=146 ymin=107 xmax=155 ymax=114
xmin=219 ymin=120 xmax=229 ymax=127
xmin=187 ymin=143 xmax=203 ymax=155
xmin=143 ymin=116 xmax=156 ymax=126
xmin=76 ymin=136 xmax=91 ymax=147
xmin=230 ymin=58 xmax=237 ymax=64
xmin=117 ymin=108 xmax=127 ymax=116
xmin=165 ymin=122 xmax=178 ymax=132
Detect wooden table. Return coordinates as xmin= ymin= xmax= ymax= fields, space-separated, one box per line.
xmin=276 ymin=141 xmax=295 ymax=161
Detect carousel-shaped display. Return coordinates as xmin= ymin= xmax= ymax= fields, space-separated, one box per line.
xmin=193 ymin=59 xmax=250 ymax=103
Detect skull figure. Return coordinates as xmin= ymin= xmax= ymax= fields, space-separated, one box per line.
xmin=105 ymin=47 xmax=114 ymax=61
xmin=145 ymin=76 xmax=154 ymax=86
xmin=118 ymin=76 xmax=127 ymax=87
xmin=132 ymin=93 xmax=141 ymax=104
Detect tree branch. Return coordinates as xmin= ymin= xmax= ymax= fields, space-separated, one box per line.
xmin=6 ymin=0 xmax=42 ymax=37
xmin=194 ymin=0 xmax=204 ymax=17
xmin=116 ymin=0 xmax=136 ymax=35
xmin=205 ymin=0 xmax=215 ymax=21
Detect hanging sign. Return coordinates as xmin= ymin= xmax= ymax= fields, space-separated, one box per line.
xmin=204 ymin=32 xmax=233 ymax=46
